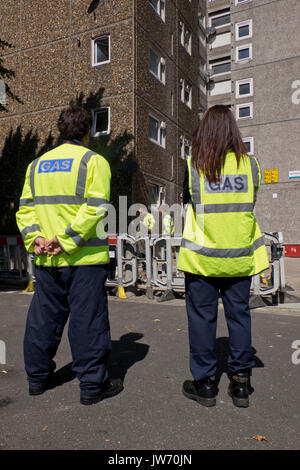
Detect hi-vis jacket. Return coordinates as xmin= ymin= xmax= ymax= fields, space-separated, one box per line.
xmin=177 ymin=152 xmax=269 ymax=277
xmin=142 ymin=213 xmax=155 ymax=231
xmin=162 ymin=214 xmax=174 ymax=235
xmin=16 ymin=142 xmax=111 ymax=267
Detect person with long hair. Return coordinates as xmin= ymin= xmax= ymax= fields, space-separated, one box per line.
xmin=177 ymin=105 xmax=269 ymax=408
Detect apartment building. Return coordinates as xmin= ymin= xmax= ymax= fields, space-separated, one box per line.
xmin=206 ymin=0 xmax=300 ymax=243
xmin=0 ymin=0 xmax=205 ymax=234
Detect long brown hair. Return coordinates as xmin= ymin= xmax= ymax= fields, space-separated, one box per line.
xmin=192 ymin=105 xmax=248 ymax=183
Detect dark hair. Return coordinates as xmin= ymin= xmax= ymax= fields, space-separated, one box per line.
xmin=192 ymin=105 xmax=248 ymax=183
xmin=57 ymin=104 xmax=93 ymax=141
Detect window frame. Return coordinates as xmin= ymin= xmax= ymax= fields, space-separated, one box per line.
xmin=180 ymin=78 xmax=192 ymax=108
xmin=209 ymin=10 xmax=231 ymax=29
xmin=236 ymin=102 xmax=253 ymax=120
xmin=148 ymin=114 xmax=166 ymax=149
xmin=179 ymin=135 xmax=191 ymax=160
xmin=236 ymin=78 xmax=253 ymax=98
xmin=92 ymin=35 xmax=111 ymax=67
xmin=148 ymin=47 xmax=166 ymax=84
xmin=235 ymin=19 xmax=252 ymax=41
xmin=236 ymin=43 xmax=252 ymax=62
xmin=243 ymin=137 xmax=254 ymax=155
xmin=148 ymin=0 xmax=165 ymax=22
xmin=91 ymin=106 xmax=111 ymax=137
xmin=209 ymin=56 xmax=231 ymax=76
xmin=235 ymin=0 xmax=252 ymax=5
xmin=179 ymin=21 xmax=192 ymax=55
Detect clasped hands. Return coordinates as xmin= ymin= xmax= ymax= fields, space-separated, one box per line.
xmin=33 ymin=236 xmax=63 ymax=256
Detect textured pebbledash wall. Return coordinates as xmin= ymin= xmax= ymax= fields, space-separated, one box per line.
xmin=0 ymin=0 xmax=205 ymax=235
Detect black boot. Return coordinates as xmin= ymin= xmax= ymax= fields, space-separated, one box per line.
xmin=228 ymin=372 xmax=250 ymax=408
xmin=80 ymin=378 xmax=124 ymax=406
xmin=182 ymin=376 xmax=217 ymax=407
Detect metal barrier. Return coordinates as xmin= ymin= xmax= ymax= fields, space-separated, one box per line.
xmin=250 ymin=232 xmax=285 ymax=305
xmin=116 ymin=234 xmax=138 ymax=289
xmin=2 ymin=232 xmax=285 ymax=305
xmin=0 ymin=236 xmax=29 ymax=281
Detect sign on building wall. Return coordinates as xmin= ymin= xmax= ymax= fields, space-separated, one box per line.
xmin=264 ymin=169 xmax=279 ymax=184
xmin=289 ymin=171 xmax=300 ymax=179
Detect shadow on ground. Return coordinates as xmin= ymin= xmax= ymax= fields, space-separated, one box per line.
xmin=50 ymin=332 xmax=149 ymax=388
xmin=215 ymin=337 xmax=264 ymax=393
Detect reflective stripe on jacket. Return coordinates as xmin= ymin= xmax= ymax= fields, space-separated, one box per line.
xmin=16 ymin=142 xmax=111 ymax=267
xmin=177 ymin=152 xmax=269 ymax=277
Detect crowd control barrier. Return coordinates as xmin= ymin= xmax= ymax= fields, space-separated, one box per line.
xmin=111 ymin=231 xmax=285 ymax=303
xmin=2 ymin=232 xmax=286 ymax=305
xmin=250 ymin=232 xmax=285 ymax=305
xmin=0 ymin=236 xmax=29 ymax=282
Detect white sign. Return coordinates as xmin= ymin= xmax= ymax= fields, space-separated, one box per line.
xmin=0 ymin=340 xmax=6 ymax=364
xmin=289 ymin=171 xmax=300 ymax=179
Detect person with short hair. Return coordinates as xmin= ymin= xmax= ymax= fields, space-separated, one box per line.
xmin=178 ymin=105 xmax=269 ymax=408
xmin=16 ymin=104 xmax=123 ymax=405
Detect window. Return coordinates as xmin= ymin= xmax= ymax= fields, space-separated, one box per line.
xmin=180 ymin=79 xmax=192 ymax=108
xmin=209 ymin=56 xmax=231 ymax=75
xmin=149 ymin=115 xmax=166 ymax=148
xmin=235 ymin=0 xmax=252 ymax=5
xmin=180 ymin=136 xmax=191 ymax=160
xmin=149 ymin=48 xmax=166 ymax=84
xmin=92 ymin=36 xmax=110 ymax=66
xmin=236 ymin=44 xmax=252 ymax=62
xmin=149 ymin=0 xmax=165 ymax=21
xmin=236 ymin=78 xmax=253 ymax=98
xmin=148 ymin=183 xmax=165 ymax=206
xmin=92 ymin=107 xmax=110 ymax=136
xmin=209 ymin=9 xmax=231 ymax=29
xmin=236 ymin=102 xmax=253 ymax=120
xmin=235 ymin=20 xmax=252 ymax=41
xmin=179 ymin=21 xmax=192 ymax=55
xmin=243 ymin=137 xmax=254 ymax=155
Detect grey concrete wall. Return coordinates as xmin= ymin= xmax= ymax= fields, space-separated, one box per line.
xmin=231 ymin=0 xmax=300 ymax=243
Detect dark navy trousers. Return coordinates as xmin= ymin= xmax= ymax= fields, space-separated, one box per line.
xmin=185 ymin=273 xmax=254 ymax=380
xmin=24 ymin=264 xmax=111 ymax=396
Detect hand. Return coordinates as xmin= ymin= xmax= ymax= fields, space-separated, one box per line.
xmin=33 ymin=237 xmax=47 ymax=256
xmin=45 ymin=237 xmax=63 ymax=256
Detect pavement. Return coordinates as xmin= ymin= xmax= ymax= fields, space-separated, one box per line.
xmin=0 ymin=258 xmax=299 ymax=451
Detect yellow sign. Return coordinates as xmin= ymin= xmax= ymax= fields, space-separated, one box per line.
xmin=264 ymin=169 xmax=278 ymax=184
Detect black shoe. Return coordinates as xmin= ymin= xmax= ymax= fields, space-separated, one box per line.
xmin=29 ymin=383 xmax=48 ymax=396
xmin=28 ymin=373 xmax=54 ymax=396
xmin=228 ymin=372 xmax=250 ymax=408
xmin=80 ymin=378 xmax=124 ymax=406
xmin=182 ymin=376 xmax=217 ymax=407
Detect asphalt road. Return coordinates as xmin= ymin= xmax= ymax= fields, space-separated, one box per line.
xmin=0 ymin=289 xmax=299 ymax=451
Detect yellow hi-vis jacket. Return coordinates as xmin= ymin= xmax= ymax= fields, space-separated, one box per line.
xmin=177 ymin=152 xmax=269 ymax=277
xmin=142 ymin=213 xmax=155 ymax=231
xmin=162 ymin=214 xmax=174 ymax=235
xmin=16 ymin=142 xmax=111 ymax=267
